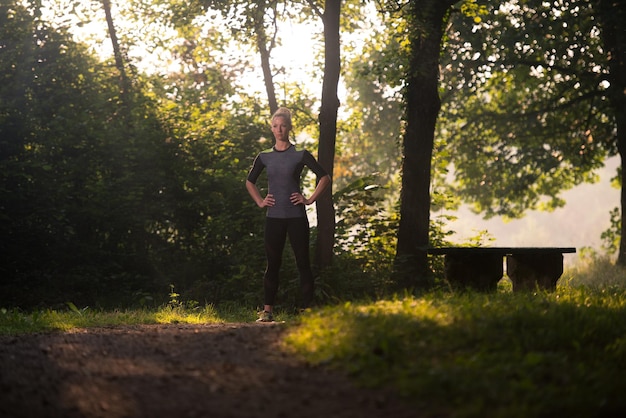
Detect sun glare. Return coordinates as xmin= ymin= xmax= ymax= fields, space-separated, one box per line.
xmin=41 ymin=0 xmax=328 ymax=95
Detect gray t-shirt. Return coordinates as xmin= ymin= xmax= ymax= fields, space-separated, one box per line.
xmin=247 ymin=144 xmax=328 ymax=218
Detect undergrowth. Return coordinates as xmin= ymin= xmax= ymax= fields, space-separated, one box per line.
xmin=283 ymin=258 xmax=626 ymax=418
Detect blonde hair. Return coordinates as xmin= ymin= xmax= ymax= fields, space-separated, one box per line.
xmin=271 ymin=107 xmax=292 ymax=128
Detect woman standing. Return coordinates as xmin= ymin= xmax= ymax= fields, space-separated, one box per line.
xmin=246 ymin=107 xmax=331 ymax=322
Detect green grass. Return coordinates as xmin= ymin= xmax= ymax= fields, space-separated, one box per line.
xmin=283 ymin=260 xmax=626 ymax=418
xmin=0 ymin=303 xmax=260 ymax=335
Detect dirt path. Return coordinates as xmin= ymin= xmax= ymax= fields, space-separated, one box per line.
xmin=0 ymin=323 xmax=419 ymax=418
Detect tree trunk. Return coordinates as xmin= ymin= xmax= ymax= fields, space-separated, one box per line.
xmin=393 ymin=1 xmax=454 ymax=288
xmin=254 ymin=1 xmax=279 ymax=114
xmin=314 ymin=0 xmax=341 ymax=270
xmin=101 ymin=0 xmax=130 ymax=108
xmin=596 ymin=0 xmax=626 ymax=266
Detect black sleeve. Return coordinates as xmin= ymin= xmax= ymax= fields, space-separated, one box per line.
xmin=302 ymin=150 xmax=329 ymax=178
xmin=246 ymin=154 xmax=265 ymax=184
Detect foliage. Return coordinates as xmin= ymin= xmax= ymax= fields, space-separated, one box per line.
xmin=334 ymin=177 xmax=396 ymax=260
xmin=0 ymin=1 xmax=270 ymax=309
xmin=147 ymin=80 xmax=269 ymax=306
xmin=601 ymin=206 xmax=621 ymax=255
xmin=317 ymin=174 xmax=473 ymax=300
xmin=439 ymin=0 xmax=614 ymax=219
xmin=0 ymin=3 xmax=151 ymax=306
xmin=284 ymin=286 xmax=626 ymax=417
xmin=335 ymin=3 xmax=404 ymax=191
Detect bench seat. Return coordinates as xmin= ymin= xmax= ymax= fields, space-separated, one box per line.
xmin=426 ymin=247 xmax=576 ymax=291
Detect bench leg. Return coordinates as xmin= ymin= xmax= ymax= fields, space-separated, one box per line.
xmin=444 ymin=253 xmax=503 ymax=291
xmin=506 ymin=253 xmax=563 ymax=291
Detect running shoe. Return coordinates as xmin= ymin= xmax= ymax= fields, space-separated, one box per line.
xmin=256 ymin=311 xmax=274 ymax=322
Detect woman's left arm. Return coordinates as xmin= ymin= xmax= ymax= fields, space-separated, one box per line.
xmin=303 ymin=174 xmax=331 ymax=205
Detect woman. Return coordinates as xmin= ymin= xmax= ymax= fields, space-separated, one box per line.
xmin=246 ymin=107 xmax=331 ymax=322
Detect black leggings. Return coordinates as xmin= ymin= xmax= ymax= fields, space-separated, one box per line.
xmin=263 ymin=217 xmax=314 ymax=308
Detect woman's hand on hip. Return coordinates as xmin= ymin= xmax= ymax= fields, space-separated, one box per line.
xmin=290 ymin=192 xmax=308 ymax=206
xmin=261 ymin=194 xmax=275 ymax=207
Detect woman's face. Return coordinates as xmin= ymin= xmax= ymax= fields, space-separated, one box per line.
xmin=271 ymin=116 xmax=291 ymax=142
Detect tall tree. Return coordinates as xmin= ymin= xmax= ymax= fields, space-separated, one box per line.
xmin=101 ymin=0 xmax=131 ymax=109
xmin=306 ymin=0 xmax=341 ymax=270
xmin=384 ymin=0 xmax=457 ymax=287
xmin=253 ymin=0 xmax=280 ymax=113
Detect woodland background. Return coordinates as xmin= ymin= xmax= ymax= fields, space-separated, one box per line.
xmin=1 ymin=0 xmax=624 ymax=309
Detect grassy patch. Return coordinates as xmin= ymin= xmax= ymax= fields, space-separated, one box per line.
xmin=0 ymin=303 xmax=256 ymax=335
xmin=284 ymin=288 xmax=626 ymax=417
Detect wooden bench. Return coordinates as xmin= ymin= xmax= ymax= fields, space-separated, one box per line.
xmin=426 ymin=247 xmax=577 ymax=292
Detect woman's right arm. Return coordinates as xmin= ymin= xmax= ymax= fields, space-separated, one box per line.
xmin=246 ymin=180 xmax=274 ymax=208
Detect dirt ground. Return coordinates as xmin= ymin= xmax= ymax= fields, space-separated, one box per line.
xmin=0 ymin=323 xmax=421 ymax=418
